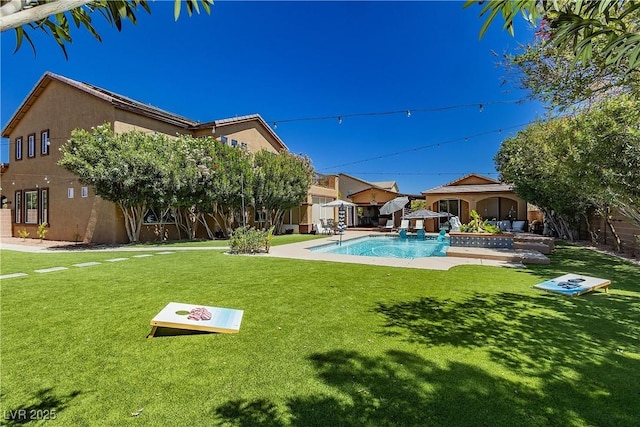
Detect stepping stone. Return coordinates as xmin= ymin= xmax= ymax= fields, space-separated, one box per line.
xmin=73 ymin=262 xmax=102 ymax=267
xmin=106 ymin=258 xmax=128 ymax=262
xmin=0 ymin=273 xmax=28 ymax=280
xmin=34 ymin=267 xmax=68 ymax=273
xmin=133 ymin=254 xmax=153 ymax=258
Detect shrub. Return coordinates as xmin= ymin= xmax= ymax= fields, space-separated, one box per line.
xmin=460 ymin=210 xmax=501 ymax=234
xmin=37 ymin=222 xmax=48 ymax=241
xmin=17 ymin=229 xmax=30 ymax=240
xmin=229 ymin=226 xmax=274 ymax=254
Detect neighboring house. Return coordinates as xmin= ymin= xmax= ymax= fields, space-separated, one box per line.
xmin=339 ymin=173 xmax=398 ymax=198
xmin=422 ymin=173 xmax=529 ymax=232
xmin=369 ymin=180 xmax=399 ymax=193
xmin=337 ymin=173 xmax=423 ymax=228
xmin=1 ymin=71 xmax=337 ymax=243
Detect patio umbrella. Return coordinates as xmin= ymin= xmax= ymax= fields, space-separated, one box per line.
xmin=402 ymin=209 xmax=452 ymax=219
xmin=321 ymin=199 xmax=356 ymax=207
xmin=379 ymin=196 xmax=409 ymax=215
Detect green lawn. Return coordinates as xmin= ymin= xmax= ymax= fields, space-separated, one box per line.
xmin=1 ymin=243 xmax=639 ymax=426
xmin=130 ymin=233 xmax=327 ymax=248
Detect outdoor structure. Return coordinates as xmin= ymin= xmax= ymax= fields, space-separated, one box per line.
xmin=0 ymin=72 xmax=338 ymax=243
xmin=422 ymin=174 xmax=528 ymax=232
xmin=338 ymin=173 xmax=423 ymax=228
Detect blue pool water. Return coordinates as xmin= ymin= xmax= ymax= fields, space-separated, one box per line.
xmin=310 ymin=235 xmax=449 ymax=259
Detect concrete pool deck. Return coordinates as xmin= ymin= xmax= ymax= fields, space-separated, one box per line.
xmin=1 ymin=232 xmax=549 ymax=271
xmin=267 ymin=231 xmax=548 ymax=271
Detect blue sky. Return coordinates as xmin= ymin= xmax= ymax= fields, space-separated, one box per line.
xmin=1 ymin=1 xmax=544 ymax=195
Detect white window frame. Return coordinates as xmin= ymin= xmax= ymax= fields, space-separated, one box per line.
xmin=27 ymin=134 xmax=35 ymax=158
xmin=41 ymin=130 xmax=49 ymax=155
xmin=15 ymin=137 xmax=22 ymax=160
xmin=24 ymin=190 xmax=38 ymax=224
xmin=40 ymin=188 xmax=49 ymax=224
xmin=68 ymin=188 xmax=74 ymax=199
xmin=81 ymin=187 xmax=88 ymax=198
xmin=14 ymin=191 xmax=22 ymax=224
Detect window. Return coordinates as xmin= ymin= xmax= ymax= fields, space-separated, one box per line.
xmin=220 ymin=136 xmax=228 ymax=144
xmin=41 ymin=129 xmax=50 ymax=155
xmin=15 ymin=191 xmax=22 ymax=224
xmin=27 ymin=134 xmax=35 ymax=158
xmin=40 ymin=188 xmax=48 ymax=224
xmin=24 ymin=190 xmax=38 ymax=223
xmin=438 ymin=199 xmax=460 ymax=225
xmin=81 ymin=187 xmax=88 ymax=198
xmin=13 ymin=189 xmax=49 ymax=225
xmin=231 ymin=139 xmax=238 ymax=148
xmin=15 ymin=137 xmax=22 ymax=160
xmin=68 ymin=188 xmax=74 ymax=198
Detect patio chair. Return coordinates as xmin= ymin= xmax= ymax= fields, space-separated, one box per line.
xmin=380 ymin=219 xmax=394 ymax=232
xmin=399 ymin=219 xmax=410 ymax=231
xmin=450 ymin=216 xmax=462 ymax=232
xmin=510 ymin=220 xmax=527 ymax=233
xmin=316 ymin=222 xmax=333 ymax=235
xmin=398 ymin=229 xmax=408 ymax=239
xmin=415 ymin=220 xmax=424 ymax=231
xmin=416 ymin=229 xmax=426 ymax=240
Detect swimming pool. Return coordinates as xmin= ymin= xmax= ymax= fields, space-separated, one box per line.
xmin=309 ymin=235 xmax=449 ymax=259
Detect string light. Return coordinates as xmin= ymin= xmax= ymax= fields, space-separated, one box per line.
xmin=319 ymin=121 xmax=531 ymax=171
xmin=269 ymin=99 xmax=527 ymax=126
xmin=0 ymin=99 xmax=530 ymax=150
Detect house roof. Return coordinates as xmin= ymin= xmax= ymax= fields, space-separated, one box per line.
xmin=348 ymin=186 xmax=400 ymax=199
xmin=2 ymin=73 xmax=288 ymax=151
xmin=339 ymin=173 xmax=398 ymax=191
xmin=370 ymin=180 xmax=398 ymax=191
xmin=196 ymin=114 xmax=288 ymax=151
xmin=2 ymin=72 xmax=197 ymax=137
xmin=423 ymin=173 xmax=512 ymax=194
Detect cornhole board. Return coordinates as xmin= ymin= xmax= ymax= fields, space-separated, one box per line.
xmin=148 ymin=302 xmax=244 ymax=339
xmin=534 ymin=273 xmax=611 ymax=297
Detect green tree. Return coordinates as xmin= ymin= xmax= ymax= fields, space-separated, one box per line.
xmin=1 ymin=0 xmax=213 ymax=59
xmin=496 ymin=96 xmax=640 ymax=247
xmin=252 ymin=150 xmax=314 ymax=234
xmin=204 ymin=140 xmax=253 ymax=238
xmin=465 ymin=0 xmax=640 ymax=71
xmin=58 ymin=124 xmax=173 ymax=242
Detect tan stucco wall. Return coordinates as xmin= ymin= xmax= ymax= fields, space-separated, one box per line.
xmin=350 ymin=188 xmax=397 ymax=206
xmin=4 ymin=78 xmax=323 ymax=241
xmin=425 ymin=192 xmax=527 ymax=225
xmin=339 ymin=175 xmax=372 ymax=199
xmin=4 ymin=79 xmax=127 ymax=242
xmin=198 ymin=121 xmax=283 ymax=154
xmin=113 ymin=111 xmax=190 ymax=137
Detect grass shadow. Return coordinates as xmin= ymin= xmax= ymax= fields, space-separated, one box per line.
xmin=2 ymin=388 xmax=81 ymax=426
xmin=213 ymin=349 xmax=635 ymax=426
xmin=374 ymin=290 xmax=640 ymax=426
xmin=526 ymin=241 xmax=640 ymax=292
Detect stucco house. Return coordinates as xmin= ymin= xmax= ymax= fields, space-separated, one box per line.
xmin=0 ymin=72 xmax=337 ymax=243
xmin=422 ymin=173 xmax=529 ymax=232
